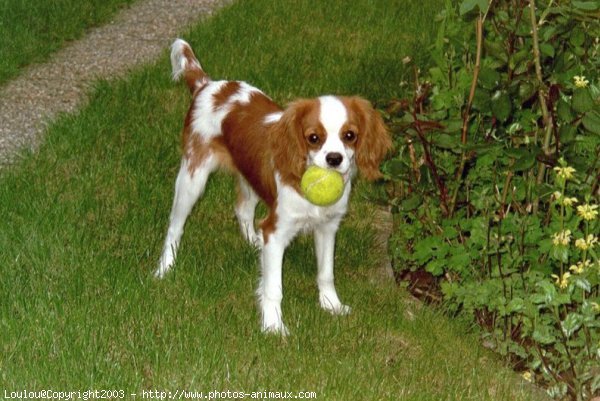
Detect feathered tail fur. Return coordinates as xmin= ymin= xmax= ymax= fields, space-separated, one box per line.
xmin=170 ymin=38 xmax=209 ymax=93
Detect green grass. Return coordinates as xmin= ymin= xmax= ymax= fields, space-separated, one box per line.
xmin=0 ymin=0 xmax=547 ymax=399
xmin=0 ymin=0 xmax=136 ymax=85
xmin=179 ymin=0 xmax=438 ymax=101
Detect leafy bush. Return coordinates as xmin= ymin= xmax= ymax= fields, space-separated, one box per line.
xmin=383 ymin=0 xmax=599 ymax=399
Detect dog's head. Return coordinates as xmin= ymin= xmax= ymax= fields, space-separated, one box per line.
xmin=272 ymin=96 xmax=392 ymax=185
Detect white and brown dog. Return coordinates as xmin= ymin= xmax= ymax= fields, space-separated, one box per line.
xmin=157 ymin=39 xmax=391 ymax=334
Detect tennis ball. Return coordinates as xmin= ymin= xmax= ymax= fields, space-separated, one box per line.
xmin=301 ymin=166 xmax=344 ymax=206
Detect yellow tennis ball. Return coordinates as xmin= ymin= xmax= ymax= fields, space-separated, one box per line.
xmin=301 ymin=166 xmax=344 ymax=206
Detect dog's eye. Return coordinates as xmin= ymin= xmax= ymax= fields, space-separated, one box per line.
xmin=343 ymin=130 xmax=357 ymax=143
xmin=308 ymin=133 xmax=320 ymax=144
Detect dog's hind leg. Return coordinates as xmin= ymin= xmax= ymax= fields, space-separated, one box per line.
xmin=156 ymin=155 xmax=218 ymax=278
xmin=235 ymin=177 xmax=262 ymax=248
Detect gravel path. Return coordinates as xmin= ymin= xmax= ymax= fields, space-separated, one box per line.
xmin=0 ymin=0 xmax=223 ymax=166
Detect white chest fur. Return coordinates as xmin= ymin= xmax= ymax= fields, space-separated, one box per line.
xmin=274 ymin=174 xmax=351 ymax=239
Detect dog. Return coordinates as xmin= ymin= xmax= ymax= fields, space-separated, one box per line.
xmin=157 ymin=39 xmax=391 ymax=335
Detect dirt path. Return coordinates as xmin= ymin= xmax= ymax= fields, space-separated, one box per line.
xmin=0 ymin=0 xmax=223 ymax=166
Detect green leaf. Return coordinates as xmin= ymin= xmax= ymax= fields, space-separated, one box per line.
xmin=428 ymin=67 xmax=446 ymax=85
xmin=505 ymin=147 xmax=528 ymax=159
xmin=490 ymin=90 xmax=512 ymax=122
xmin=561 ymin=313 xmax=583 ymax=338
xmin=530 ymin=294 xmax=547 ymax=304
xmin=413 ymin=236 xmax=448 ymax=263
xmin=555 ymin=293 xmax=571 ymax=306
xmin=433 ymin=133 xmax=458 ymax=150
xmin=572 ymin=1 xmax=600 ymax=10
xmin=518 ymin=81 xmax=536 ymax=102
xmin=507 ymin=297 xmax=524 ymax=313
xmin=431 ymin=89 xmax=454 ymax=111
xmin=535 ymin=281 xmax=557 ymax=305
xmin=533 ymin=326 xmax=556 ymax=345
xmin=401 ymin=194 xmax=422 ymax=211
xmin=425 ymin=258 xmax=446 ymax=276
xmin=559 ymin=124 xmax=577 ymax=143
xmin=441 ymin=224 xmax=458 ymax=239
xmin=448 ymin=252 xmax=471 ymax=268
xmin=443 ymin=119 xmax=463 ymax=134
xmin=412 ymin=242 xmax=433 ymax=264
xmin=387 ymin=160 xmax=407 ymax=178
xmin=551 ymin=245 xmax=569 ymax=263
xmin=539 ymin=43 xmax=555 ymax=58
xmin=556 ymin=98 xmax=574 ymax=123
xmin=582 ymin=110 xmax=600 ymax=134
xmin=573 ymin=277 xmax=591 ymax=292
xmin=478 ymin=67 xmax=500 ymax=89
xmin=472 ymin=87 xmax=491 ymax=112
xmin=459 ymin=0 xmax=477 ymax=14
xmin=541 ymin=25 xmax=557 ymax=42
xmin=484 ymin=40 xmax=508 ymax=63
xmin=459 ymin=0 xmax=489 ymax=15
xmin=512 ymin=152 xmax=536 ymax=172
xmin=513 ymin=177 xmax=527 ymax=200
xmin=569 ymin=29 xmax=585 ymax=47
xmin=510 ymin=49 xmax=530 ymax=70
xmin=572 ymin=87 xmax=594 ymax=113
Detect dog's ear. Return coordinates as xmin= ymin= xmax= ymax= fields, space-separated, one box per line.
xmin=271 ymin=99 xmax=314 ymax=187
xmin=347 ymin=97 xmax=392 ymax=180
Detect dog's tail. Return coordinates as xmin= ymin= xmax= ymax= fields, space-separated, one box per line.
xmin=170 ymin=38 xmax=209 ymax=94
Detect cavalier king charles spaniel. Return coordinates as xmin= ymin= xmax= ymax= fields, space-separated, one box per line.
xmin=157 ymin=39 xmax=391 ymax=335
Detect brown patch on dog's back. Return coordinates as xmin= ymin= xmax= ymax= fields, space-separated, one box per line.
xmin=213 ymin=81 xmax=241 ymax=110
xmin=221 ymin=92 xmax=282 ymax=207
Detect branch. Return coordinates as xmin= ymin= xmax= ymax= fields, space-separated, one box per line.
xmin=449 ymin=15 xmax=484 ymax=217
xmin=461 ymin=17 xmax=483 ymax=145
xmin=412 ymin=114 xmax=450 ymax=217
xmin=529 ymin=0 xmax=554 ymax=213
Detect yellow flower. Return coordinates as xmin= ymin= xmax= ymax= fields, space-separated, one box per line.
xmin=553 ymin=165 xmax=576 ymax=180
xmin=552 ymin=230 xmax=572 ymax=246
xmin=522 ymin=371 xmax=533 ymax=382
xmin=551 ymin=272 xmax=571 ymax=289
xmin=573 ymin=75 xmax=589 ymax=88
xmin=575 ymin=234 xmax=598 ymax=251
xmin=554 ymin=192 xmax=578 ymax=206
xmin=577 ymin=204 xmax=599 ymax=221
xmin=569 ymin=260 xmax=591 ymax=274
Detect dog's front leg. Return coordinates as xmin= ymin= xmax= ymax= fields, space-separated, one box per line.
xmin=314 ymin=221 xmax=351 ymax=315
xmin=257 ymin=234 xmax=289 ymax=335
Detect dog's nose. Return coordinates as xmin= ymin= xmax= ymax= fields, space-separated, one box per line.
xmin=326 ymin=152 xmax=343 ymax=167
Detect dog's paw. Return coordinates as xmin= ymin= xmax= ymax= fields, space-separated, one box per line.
xmin=262 ymin=321 xmax=290 ymax=336
xmin=260 ymin=299 xmax=288 ymax=336
xmin=239 ymin=224 xmax=263 ymax=249
xmin=320 ymin=294 xmax=352 ymax=316
xmin=155 ymin=257 xmax=174 ymax=279
xmin=333 ymin=304 xmax=352 ymax=315
xmin=154 ymin=266 xmax=167 ymax=279
xmin=323 ymin=303 xmax=352 ymax=316
xmin=251 ymin=230 xmax=264 ymax=249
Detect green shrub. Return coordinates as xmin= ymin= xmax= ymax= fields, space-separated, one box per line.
xmin=384 ymin=0 xmax=599 ymax=399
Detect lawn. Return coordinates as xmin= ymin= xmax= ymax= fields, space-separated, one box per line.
xmin=0 ymin=0 xmax=136 ymax=85
xmin=0 ymin=0 xmax=548 ymax=399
